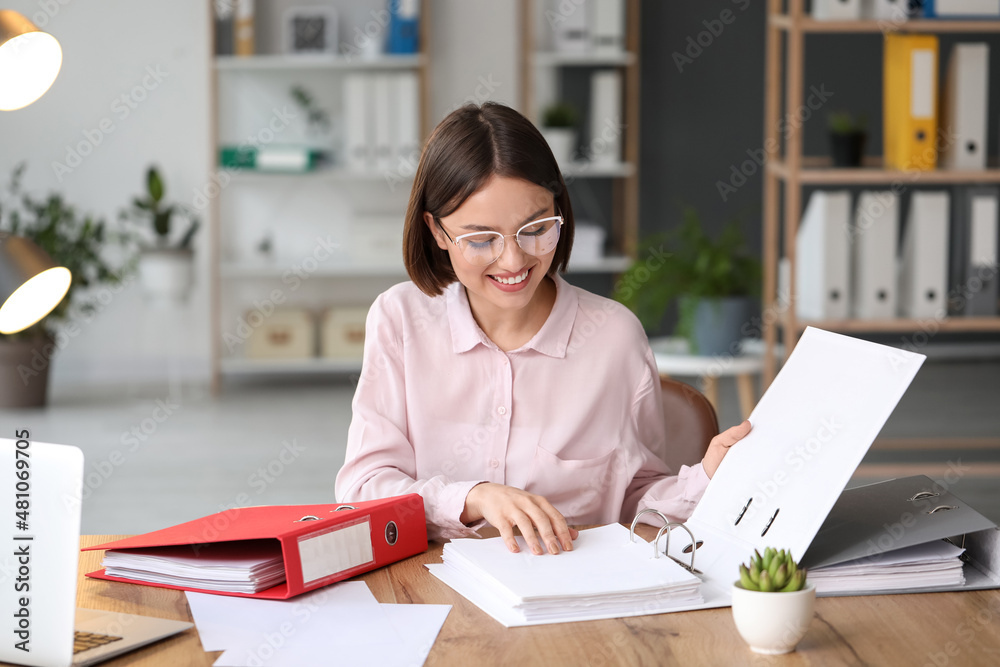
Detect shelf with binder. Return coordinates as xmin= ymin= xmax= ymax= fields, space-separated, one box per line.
xmin=209 ymin=4 xmax=432 ymax=391
xmin=222 ymin=168 xmax=416 ymax=184
xmin=519 ymin=0 xmax=641 ymax=271
xmin=531 ymin=51 xmax=637 ymax=67
xmin=770 ymin=16 xmax=1000 ymax=33
xmin=560 ymin=161 xmax=636 ymax=178
xmin=790 ymin=317 xmax=1000 ymax=334
xmin=768 ymin=157 xmax=1000 ymax=184
xmin=761 ymin=0 xmax=1000 ymax=391
xmin=215 ymin=53 xmax=425 ymax=71
xmin=220 ymin=357 xmax=365 ymax=376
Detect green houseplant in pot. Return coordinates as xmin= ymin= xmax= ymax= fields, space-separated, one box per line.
xmin=827 ymin=111 xmax=867 ymax=168
xmin=731 ymin=548 xmax=815 ymax=654
xmin=0 ymin=165 xmax=134 ymax=407
xmin=121 ymin=166 xmax=200 ymax=303
xmin=615 ymin=207 xmax=761 ymax=355
xmin=540 ymin=101 xmax=578 ymax=169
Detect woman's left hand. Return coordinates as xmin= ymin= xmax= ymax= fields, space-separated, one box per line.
xmin=702 ymin=420 xmax=752 ymax=478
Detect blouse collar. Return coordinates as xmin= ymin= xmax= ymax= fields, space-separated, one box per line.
xmin=446 ymin=273 xmax=579 ymax=358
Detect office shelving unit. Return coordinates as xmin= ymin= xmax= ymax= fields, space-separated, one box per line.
xmin=208 ymin=5 xmax=433 ymax=391
xmin=518 ymin=0 xmax=642 ymax=261
xmin=761 ymin=0 xmax=1000 ymax=390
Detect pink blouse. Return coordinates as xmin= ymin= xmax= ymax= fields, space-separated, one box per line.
xmin=335 ymin=275 xmax=711 ymax=540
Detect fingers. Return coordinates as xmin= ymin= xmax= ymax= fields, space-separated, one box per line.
xmin=481 ymin=486 xmax=575 ymax=555
xmin=497 ymin=522 xmax=521 ymax=554
xmin=712 ymin=419 xmax=752 ymax=449
xmin=537 ymin=500 xmax=574 ymax=553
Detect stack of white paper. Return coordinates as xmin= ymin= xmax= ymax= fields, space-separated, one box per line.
xmin=102 ymin=541 xmax=286 ymax=594
xmin=188 ymin=582 xmax=450 ymax=667
xmin=427 ymin=524 xmax=702 ymax=627
xmin=809 ymin=541 xmax=966 ymax=594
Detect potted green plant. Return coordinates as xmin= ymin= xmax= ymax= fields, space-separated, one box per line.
xmin=121 ymin=166 xmax=200 ymax=302
xmin=827 ymin=111 xmax=867 ymax=168
xmin=615 ymin=206 xmax=761 ymax=355
xmin=731 ymin=548 xmax=815 ymax=654
xmin=540 ymin=101 xmax=578 ymax=168
xmin=0 ymin=165 xmax=133 ymax=407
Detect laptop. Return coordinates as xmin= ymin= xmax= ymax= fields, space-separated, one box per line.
xmin=0 ymin=436 xmax=192 ymax=667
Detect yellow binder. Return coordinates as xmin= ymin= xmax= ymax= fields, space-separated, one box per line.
xmin=884 ymin=34 xmax=939 ymax=171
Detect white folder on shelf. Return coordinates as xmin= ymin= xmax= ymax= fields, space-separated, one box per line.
xmin=795 ymin=190 xmax=852 ymax=321
xmin=862 ymin=0 xmax=909 ymax=20
xmin=899 ymin=191 xmax=950 ymax=319
xmin=343 ymin=74 xmax=373 ymax=172
xmin=589 ymin=0 xmax=625 ymax=54
xmin=552 ymin=0 xmax=589 ymax=53
xmin=373 ymin=75 xmax=393 ymax=172
xmin=950 ymin=187 xmax=1000 ymax=316
xmin=814 ymin=0 xmax=862 ymax=20
xmin=852 ymin=191 xmax=899 ymax=319
xmin=589 ymin=69 xmax=622 ymax=166
xmin=925 ymin=0 xmax=1000 ymax=17
xmin=392 ymin=72 xmax=420 ymax=168
xmin=940 ymin=44 xmax=989 ymax=171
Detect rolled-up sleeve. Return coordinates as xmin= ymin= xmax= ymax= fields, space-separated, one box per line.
xmin=334 ymin=294 xmax=485 ymax=540
xmin=621 ymin=351 xmax=712 ymax=525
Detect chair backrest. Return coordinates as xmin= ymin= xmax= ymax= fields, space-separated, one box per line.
xmin=659 ymin=377 xmax=719 ymax=472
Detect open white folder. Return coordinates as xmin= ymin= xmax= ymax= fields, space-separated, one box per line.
xmin=660 ymin=327 xmax=928 ymax=610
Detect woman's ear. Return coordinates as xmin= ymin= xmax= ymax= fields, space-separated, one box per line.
xmin=424 ymin=212 xmax=449 ymax=251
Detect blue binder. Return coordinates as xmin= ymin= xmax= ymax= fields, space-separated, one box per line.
xmin=387 ymin=0 xmax=420 ymax=54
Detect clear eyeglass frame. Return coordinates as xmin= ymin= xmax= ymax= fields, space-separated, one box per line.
xmin=437 ymin=215 xmax=564 ymax=267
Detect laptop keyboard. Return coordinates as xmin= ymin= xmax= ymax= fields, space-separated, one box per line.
xmin=73 ymin=631 xmax=124 ymax=654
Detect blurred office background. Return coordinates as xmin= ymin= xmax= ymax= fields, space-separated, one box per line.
xmin=1 ymin=1 xmax=998 ymax=532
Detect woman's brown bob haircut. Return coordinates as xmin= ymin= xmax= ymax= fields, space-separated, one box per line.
xmin=403 ymin=102 xmax=575 ymax=296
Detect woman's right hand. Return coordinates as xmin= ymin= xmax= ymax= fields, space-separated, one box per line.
xmin=461 ymin=482 xmax=578 ymax=555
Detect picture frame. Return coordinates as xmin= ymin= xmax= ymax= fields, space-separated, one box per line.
xmin=283 ymin=7 xmax=338 ymax=55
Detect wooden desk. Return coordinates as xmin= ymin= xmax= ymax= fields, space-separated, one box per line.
xmin=68 ymin=531 xmax=1000 ymax=666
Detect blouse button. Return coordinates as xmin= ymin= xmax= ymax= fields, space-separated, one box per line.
xmin=489 ymin=458 xmax=500 ymax=468
xmin=497 ymin=406 xmax=507 ymax=415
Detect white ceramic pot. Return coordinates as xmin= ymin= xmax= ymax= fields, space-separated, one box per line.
xmin=731 ymin=582 xmax=816 ymax=654
xmin=138 ymin=248 xmax=194 ymax=303
xmin=540 ymin=128 xmax=577 ymax=169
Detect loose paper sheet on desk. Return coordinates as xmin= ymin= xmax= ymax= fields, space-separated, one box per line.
xmin=187 ymin=582 xmax=450 ymax=667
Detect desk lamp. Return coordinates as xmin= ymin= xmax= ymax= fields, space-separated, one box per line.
xmin=0 ymin=233 xmax=71 ymax=334
xmin=0 ymin=11 xmax=69 ymax=332
xmin=0 ymin=9 xmax=62 ymax=110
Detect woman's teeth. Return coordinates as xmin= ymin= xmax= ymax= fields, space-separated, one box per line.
xmin=490 ymin=268 xmax=530 ymax=285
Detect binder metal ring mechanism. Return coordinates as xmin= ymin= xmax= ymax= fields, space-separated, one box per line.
xmin=629 ymin=508 xmax=701 ymax=574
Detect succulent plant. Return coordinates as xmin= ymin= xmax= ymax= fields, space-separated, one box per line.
xmin=738 ymin=548 xmax=807 ymax=593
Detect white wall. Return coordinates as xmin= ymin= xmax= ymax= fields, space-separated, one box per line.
xmin=0 ymin=1 xmax=517 ymax=393
xmin=0 ymin=1 xmax=213 ymax=390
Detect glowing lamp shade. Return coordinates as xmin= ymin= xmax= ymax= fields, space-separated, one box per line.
xmin=0 ymin=235 xmax=71 ymax=334
xmin=0 ymin=10 xmax=62 ymax=111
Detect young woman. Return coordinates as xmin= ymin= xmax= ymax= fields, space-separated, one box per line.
xmin=335 ymin=102 xmax=750 ymax=555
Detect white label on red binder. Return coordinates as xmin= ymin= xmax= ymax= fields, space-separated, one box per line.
xmin=298 ymin=518 xmax=374 ymax=585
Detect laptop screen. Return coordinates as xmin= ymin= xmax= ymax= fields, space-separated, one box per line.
xmin=0 ymin=435 xmax=83 ymax=667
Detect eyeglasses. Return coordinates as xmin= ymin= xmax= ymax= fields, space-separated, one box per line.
xmin=435 ymin=216 xmax=564 ymax=267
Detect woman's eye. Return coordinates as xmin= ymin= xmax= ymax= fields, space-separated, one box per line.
xmin=467 ymin=238 xmax=495 ymax=249
xmin=522 ymin=225 xmax=547 ymax=237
